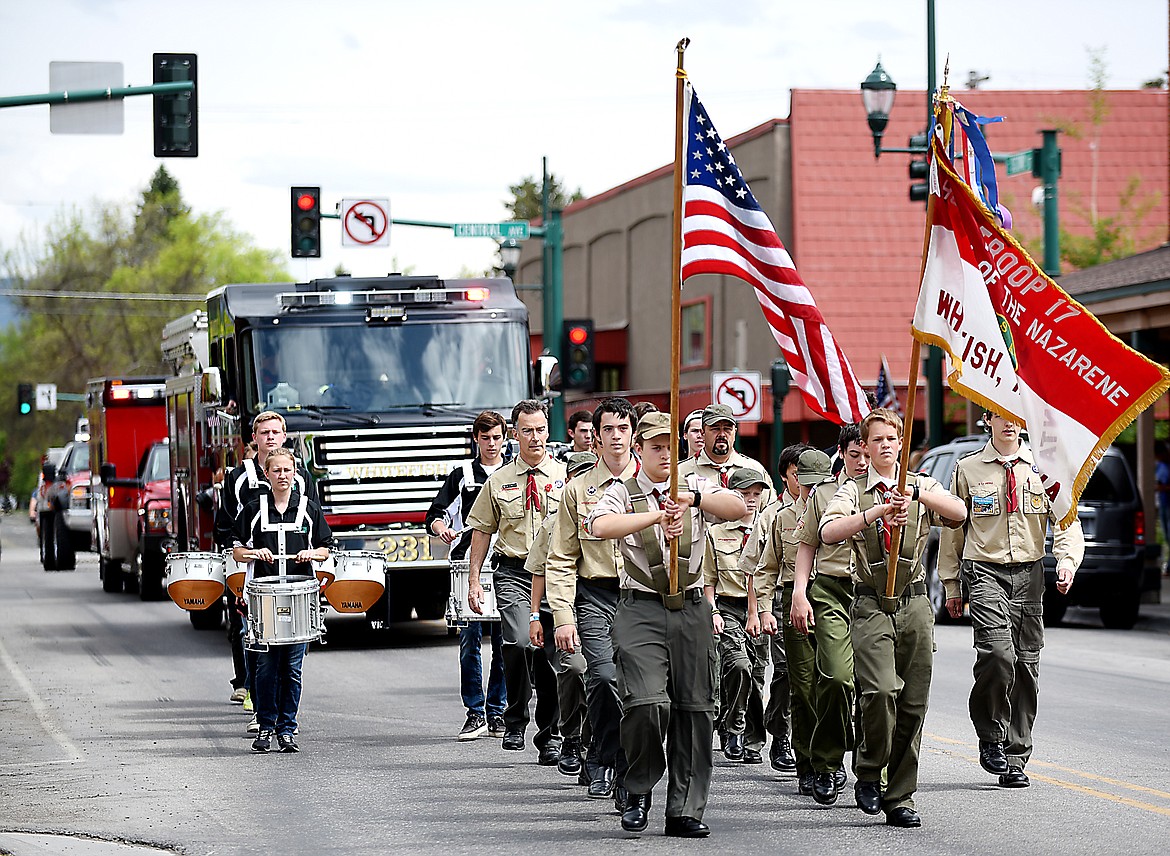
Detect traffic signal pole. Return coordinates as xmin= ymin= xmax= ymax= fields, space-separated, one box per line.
xmin=0 ymin=80 xmax=192 ymax=109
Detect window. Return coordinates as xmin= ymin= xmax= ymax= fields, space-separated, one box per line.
xmin=681 ymin=296 xmax=711 ymax=369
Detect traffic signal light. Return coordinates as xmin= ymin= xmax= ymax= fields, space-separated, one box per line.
xmin=908 ymin=133 xmax=929 ymax=203
xmin=562 ymin=319 xmax=595 ymax=392
xmin=152 ymin=53 xmax=198 ymax=158
xmin=17 ymin=383 xmax=34 ymax=416
xmin=291 ymin=187 xmax=322 ymax=258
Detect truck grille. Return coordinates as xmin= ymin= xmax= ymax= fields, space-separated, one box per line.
xmin=307 ymin=425 xmax=472 ymax=517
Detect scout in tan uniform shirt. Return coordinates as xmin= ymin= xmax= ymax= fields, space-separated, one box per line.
xmin=820 ymin=408 xmax=966 ymax=829
xmin=527 ymin=452 xmax=596 ymax=778
xmin=790 ymin=422 xmax=869 ymax=800
xmin=703 ymin=468 xmax=771 ymax=766
xmin=939 ymin=412 xmax=1084 ymax=789
xmin=467 ymin=400 xmax=566 ymax=761
xmin=585 ymin=411 xmax=746 ymax=838
xmin=546 ymin=397 xmax=639 ymax=803
xmin=678 ymin=403 xmax=776 ymax=506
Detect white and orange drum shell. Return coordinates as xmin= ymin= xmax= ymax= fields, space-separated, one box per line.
xmin=166 ymin=552 xmax=226 ymax=611
xmin=324 ymin=550 xmax=386 ymax=613
xmin=223 ymin=552 xmax=248 ymax=598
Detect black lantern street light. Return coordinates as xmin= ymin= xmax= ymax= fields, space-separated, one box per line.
xmin=860 ymin=60 xmax=897 ymax=159
xmin=498 ymin=238 xmax=522 ymax=281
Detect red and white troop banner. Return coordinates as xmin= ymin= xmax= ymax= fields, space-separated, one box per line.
xmin=912 ymin=124 xmax=1170 ymax=526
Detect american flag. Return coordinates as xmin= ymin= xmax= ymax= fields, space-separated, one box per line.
xmin=875 ymin=354 xmax=902 ymax=414
xmin=680 ymin=85 xmax=869 ymax=425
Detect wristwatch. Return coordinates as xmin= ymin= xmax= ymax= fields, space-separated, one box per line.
xmin=692 ymin=488 xmax=702 ymax=509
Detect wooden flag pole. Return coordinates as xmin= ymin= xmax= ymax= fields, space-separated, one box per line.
xmin=668 ymin=36 xmax=689 ymax=596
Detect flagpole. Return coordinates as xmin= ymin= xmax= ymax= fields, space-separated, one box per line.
xmin=668 ymin=37 xmax=689 ymax=597
xmin=883 ymin=84 xmax=950 ymax=606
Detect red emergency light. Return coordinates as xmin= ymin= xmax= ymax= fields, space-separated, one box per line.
xmin=464 ymin=287 xmax=489 ymax=302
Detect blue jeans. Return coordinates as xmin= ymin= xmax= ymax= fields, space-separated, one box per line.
xmin=255 ymin=643 xmax=307 ymax=736
xmin=459 ymin=621 xmax=506 ymax=718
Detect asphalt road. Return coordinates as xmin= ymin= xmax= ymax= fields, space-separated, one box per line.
xmin=2 ymin=516 xmax=1169 ymax=855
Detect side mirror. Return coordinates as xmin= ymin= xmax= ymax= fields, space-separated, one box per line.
xmin=100 ymin=462 xmax=117 ymax=484
xmin=533 ymin=354 xmax=561 ymax=398
xmin=201 ymin=367 xmax=223 ymax=406
xmin=42 ymin=462 xmax=57 ymax=482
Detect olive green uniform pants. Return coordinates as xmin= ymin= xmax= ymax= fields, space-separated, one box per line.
xmin=964 ymin=559 xmax=1044 ymax=769
xmin=851 ymin=587 xmax=933 ymax=813
xmin=613 ymin=590 xmax=716 ymax=821
xmin=780 ymin=583 xmax=817 ymax=777
xmin=807 ymin=574 xmax=855 ymax=773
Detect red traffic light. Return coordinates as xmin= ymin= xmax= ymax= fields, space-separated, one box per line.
xmin=296 ymin=193 xmax=317 ymax=211
xmin=568 ymin=326 xmax=589 ymax=346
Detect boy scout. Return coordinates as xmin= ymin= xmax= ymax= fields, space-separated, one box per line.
xmin=790 ymin=423 xmax=870 ymax=803
xmin=756 ymin=448 xmax=831 ymax=795
xmin=586 ymin=411 xmax=746 ymax=837
xmin=820 ymin=408 xmax=966 ymax=828
xmin=527 ymin=452 xmax=596 ymax=776
xmin=703 ymin=468 xmax=770 ymax=765
xmin=939 ymin=412 xmax=1084 ymax=789
xmin=738 ymin=446 xmax=800 ymax=773
xmin=467 ymin=400 xmax=566 ymax=763
xmin=547 ymin=398 xmax=639 ymax=804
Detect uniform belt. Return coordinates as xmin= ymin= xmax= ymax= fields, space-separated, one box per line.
xmin=490 ymin=554 xmax=527 ymax=571
xmin=580 ymin=576 xmax=620 ymax=592
xmin=621 ymin=588 xmax=704 ymax=605
xmin=855 ymin=581 xmax=928 ymax=600
xmin=781 ymin=582 xmax=795 ymax=591
xmin=716 ymin=595 xmax=748 ymax=609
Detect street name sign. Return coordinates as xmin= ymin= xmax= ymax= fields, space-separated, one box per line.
xmin=453 ymin=222 xmax=530 ymax=240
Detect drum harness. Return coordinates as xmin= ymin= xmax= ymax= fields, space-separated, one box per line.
xmin=248 ymin=493 xmax=312 ymax=583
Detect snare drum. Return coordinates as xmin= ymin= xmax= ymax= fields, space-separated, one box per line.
xmin=324 ymin=550 xmax=386 ymax=613
xmin=166 ymin=552 xmax=226 ymax=611
xmin=445 ymin=559 xmax=500 ymax=626
xmin=245 ymin=575 xmax=322 ymax=646
xmin=223 ymin=552 xmax=248 ymax=598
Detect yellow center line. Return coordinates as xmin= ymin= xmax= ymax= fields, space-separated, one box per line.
xmin=923 ymin=732 xmax=1170 ymax=814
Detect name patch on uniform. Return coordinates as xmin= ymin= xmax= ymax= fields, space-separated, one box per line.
xmin=501 ymin=482 xmax=519 ymax=490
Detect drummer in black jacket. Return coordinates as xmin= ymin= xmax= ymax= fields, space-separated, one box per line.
xmin=233 ymin=447 xmax=333 ymax=754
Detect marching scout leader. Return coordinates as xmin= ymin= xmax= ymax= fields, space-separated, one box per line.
xmin=467 ymin=400 xmax=566 ymax=763
xmin=546 ymin=398 xmax=640 ymax=804
xmin=585 ymin=411 xmax=746 ymax=838
xmin=819 ymin=408 xmax=966 ymax=829
xmin=939 ymin=411 xmax=1084 ymax=789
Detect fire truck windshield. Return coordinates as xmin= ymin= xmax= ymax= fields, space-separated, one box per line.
xmin=245 ymin=320 xmax=529 ymax=413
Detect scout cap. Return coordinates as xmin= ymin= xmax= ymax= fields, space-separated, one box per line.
xmin=683 ymin=409 xmax=704 ymax=429
xmin=566 ymin=451 xmax=598 ymax=476
xmin=797 ymin=448 xmax=833 ymax=485
xmin=702 ymin=403 xmax=736 ymax=427
xmin=636 ymin=411 xmax=673 ymax=442
xmin=728 ymin=468 xmax=770 ymax=491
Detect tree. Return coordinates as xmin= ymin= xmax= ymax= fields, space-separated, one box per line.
xmin=0 ymin=172 xmax=289 ymax=495
xmin=505 ymin=174 xmax=584 ymax=222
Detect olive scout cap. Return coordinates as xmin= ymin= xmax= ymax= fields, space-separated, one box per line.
xmin=797 ymin=448 xmax=833 ymax=485
xmin=566 ymin=451 xmax=598 ymax=476
xmin=702 ymin=403 xmax=736 ymax=426
xmin=728 ymin=468 xmax=770 ymax=491
xmin=636 ymin=411 xmax=673 ymax=442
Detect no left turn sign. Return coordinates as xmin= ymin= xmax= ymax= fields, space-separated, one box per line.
xmin=711 ymin=371 xmax=762 ymax=422
xmin=341 ymin=198 xmax=390 ymax=247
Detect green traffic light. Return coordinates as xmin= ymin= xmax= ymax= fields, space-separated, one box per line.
xmin=19 ymin=403 xmax=31 ymax=415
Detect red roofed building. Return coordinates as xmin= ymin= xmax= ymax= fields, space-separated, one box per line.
xmin=516 ymin=87 xmax=1168 ymax=458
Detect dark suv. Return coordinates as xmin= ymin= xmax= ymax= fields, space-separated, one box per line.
xmin=917 ymin=435 xmax=1152 ymax=629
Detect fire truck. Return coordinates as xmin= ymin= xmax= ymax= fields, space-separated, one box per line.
xmin=161 ymin=274 xmax=551 ymax=628
xmin=86 ymin=377 xmax=171 ymax=598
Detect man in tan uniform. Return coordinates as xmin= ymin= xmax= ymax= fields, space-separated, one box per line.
xmin=586 ymin=411 xmax=746 ymax=837
xmin=940 ymin=412 xmax=1084 ymax=788
xmin=467 ymin=400 xmax=566 ymax=762
xmin=547 ymin=398 xmax=639 ymax=804
xmin=703 ymin=468 xmax=771 ymax=765
xmin=820 ymin=408 xmax=966 ymax=828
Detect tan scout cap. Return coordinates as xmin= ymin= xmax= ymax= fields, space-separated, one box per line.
xmin=566 ymin=451 xmax=598 ymax=476
xmin=702 ymin=403 xmax=736 ymax=426
xmin=797 ymin=448 xmax=833 ymax=485
xmin=636 ymin=411 xmax=673 ymax=441
xmin=728 ymin=468 xmax=771 ymax=491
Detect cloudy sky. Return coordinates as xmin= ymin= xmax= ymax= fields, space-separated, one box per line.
xmin=0 ymin=0 xmax=1165 ymax=282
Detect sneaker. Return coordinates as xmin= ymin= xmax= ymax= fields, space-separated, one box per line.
xmin=486 ymin=715 xmax=506 ymax=738
xmin=230 ymin=687 xmax=248 ymax=705
xmin=251 ymin=729 xmax=273 ymax=753
xmin=247 ymin=714 xmax=259 ymax=734
xmin=458 ymin=713 xmax=488 ymax=741
xmin=277 ymin=733 xmax=299 ymax=753
xmin=242 ymin=692 xmax=254 ymax=713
